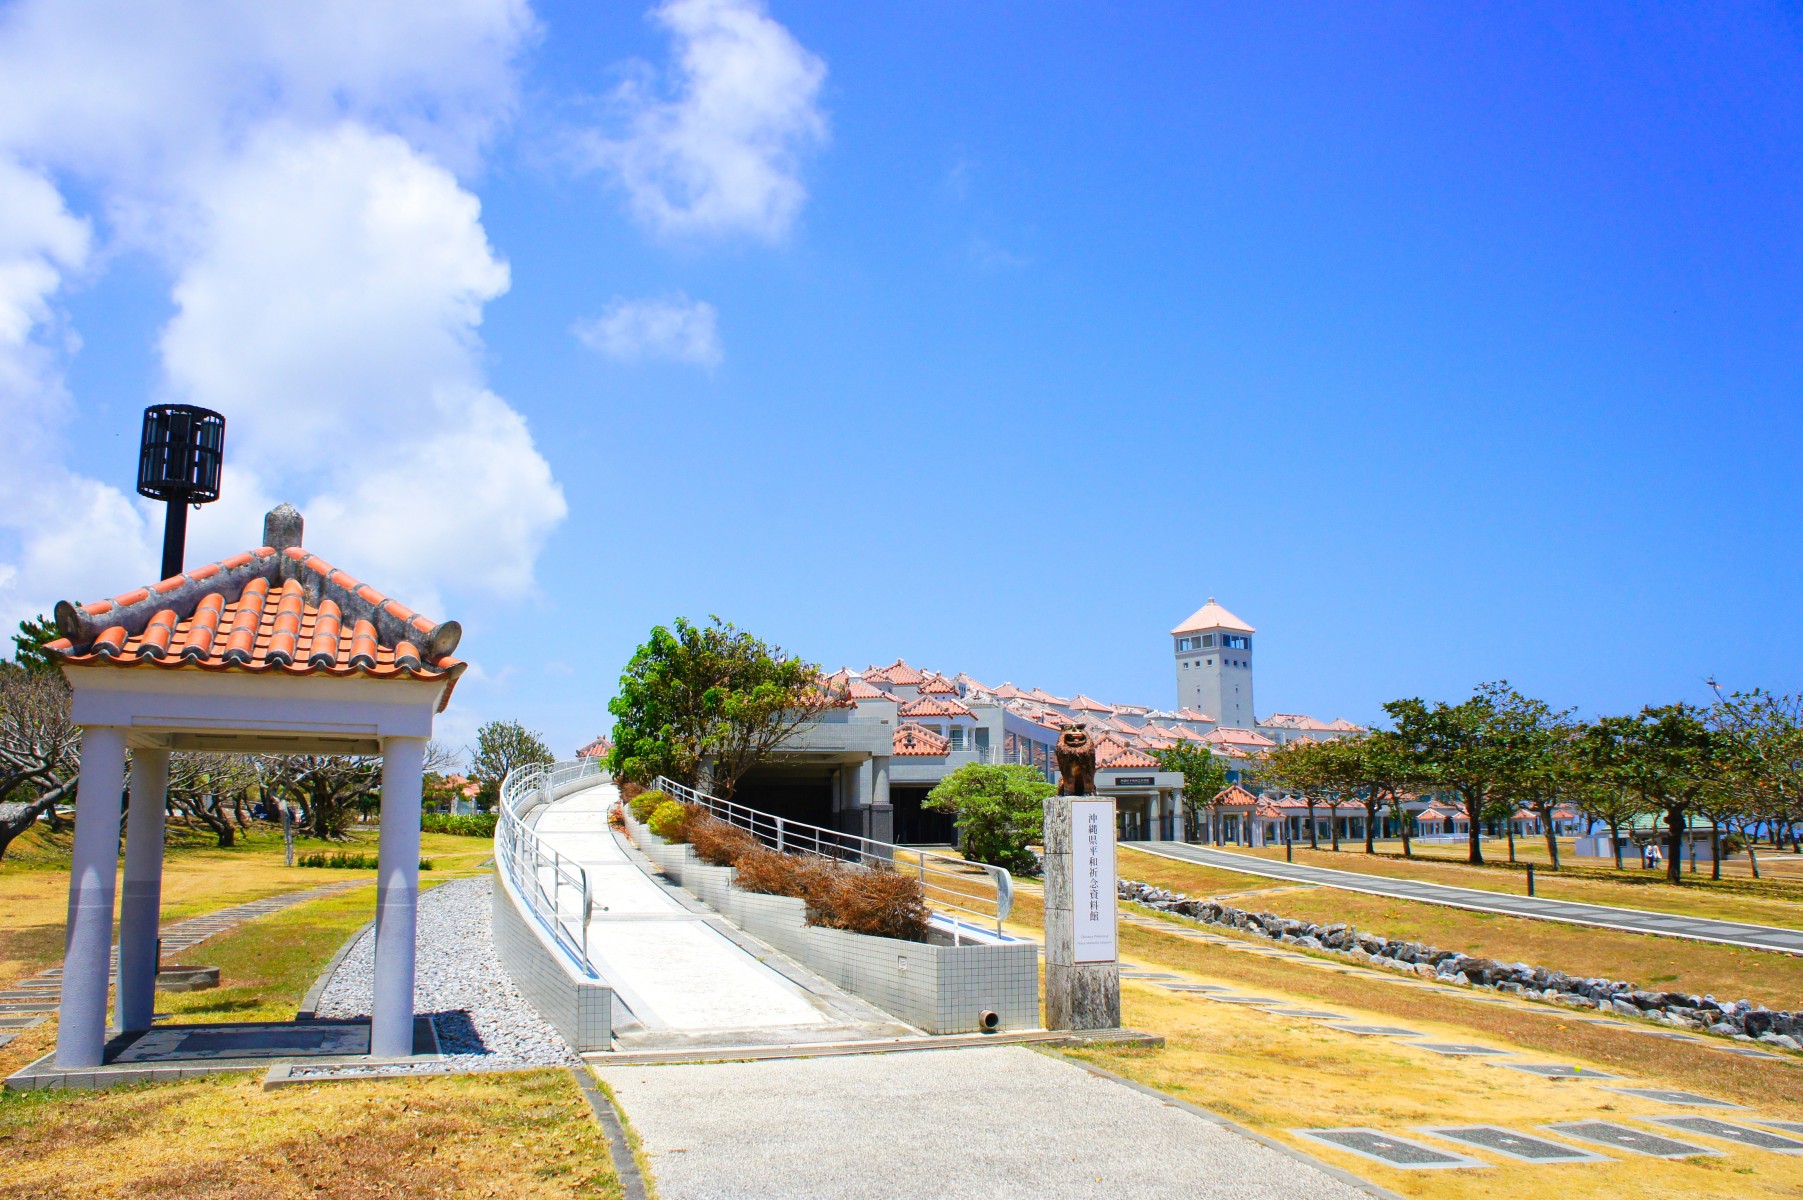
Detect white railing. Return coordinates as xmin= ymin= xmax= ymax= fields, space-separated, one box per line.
xmin=650 ymin=774 xmax=1014 ymax=943
xmin=496 ymin=758 xmax=607 ymax=977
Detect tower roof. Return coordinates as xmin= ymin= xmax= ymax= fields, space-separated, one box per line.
xmin=1171 ymin=598 xmax=1255 ymax=635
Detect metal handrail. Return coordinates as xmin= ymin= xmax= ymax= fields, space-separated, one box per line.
xmin=650 ymin=774 xmax=1014 ymax=943
xmin=496 ymin=759 xmax=606 ymax=977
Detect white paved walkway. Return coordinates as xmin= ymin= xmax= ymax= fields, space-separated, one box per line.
xmin=533 ymin=782 xmax=867 ymax=1041
xmin=599 ymin=1046 xmax=1374 ymax=1200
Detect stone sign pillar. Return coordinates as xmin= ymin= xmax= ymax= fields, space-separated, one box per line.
xmin=1043 ymin=794 xmax=1121 ymax=1030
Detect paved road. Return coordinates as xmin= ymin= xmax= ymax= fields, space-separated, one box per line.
xmin=1125 ymin=841 xmax=1803 ymax=956
xmin=600 ymin=1045 xmax=1377 ymax=1200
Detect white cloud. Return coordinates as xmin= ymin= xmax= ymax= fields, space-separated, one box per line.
xmin=574 ymin=293 xmax=722 ymax=367
xmin=0 ymin=2 xmax=564 ymax=630
xmin=585 ymin=0 xmax=828 ymax=241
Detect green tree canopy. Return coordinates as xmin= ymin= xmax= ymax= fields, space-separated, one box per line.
xmin=607 ymin=617 xmax=839 ymax=797
xmin=1152 ymin=743 xmax=1227 ymax=839
xmin=469 ymin=719 xmax=554 ymax=807
xmin=1382 ymin=686 xmax=1512 ymax=865
xmin=924 ymin=762 xmax=1053 ymax=873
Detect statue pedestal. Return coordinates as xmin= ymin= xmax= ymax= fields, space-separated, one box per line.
xmin=1043 ymin=794 xmax=1120 ymax=1031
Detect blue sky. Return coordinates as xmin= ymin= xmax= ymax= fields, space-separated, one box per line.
xmin=3 ymin=2 xmax=1800 ymax=756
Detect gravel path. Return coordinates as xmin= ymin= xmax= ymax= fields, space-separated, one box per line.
xmin=314 ymin=874 xmax=578 ymax=1073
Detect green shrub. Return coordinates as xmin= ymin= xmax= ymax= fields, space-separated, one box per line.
xmin=420 ymin=813 xmax=497 ymax=837
xmin=629 ymin=789 xmax=669 ymax=823
xmin=647 ymin=799 xmax=690 ymax=841
xmin=297 ymin=852 xmax=433 ymax=871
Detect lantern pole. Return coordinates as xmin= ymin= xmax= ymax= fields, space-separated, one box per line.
xmin=159 ymin=497 xmax=189 ymax=583
xmin=136 ymin=404 xmax=226 ymax=581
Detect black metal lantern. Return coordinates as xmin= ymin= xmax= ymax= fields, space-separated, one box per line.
xmin=137 ymin=404 xmax=226 ymax=580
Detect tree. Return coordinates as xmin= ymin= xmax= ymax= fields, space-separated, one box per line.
xmin=8 ymin=615 xmax=61 ymax=676
xmin=166 ymin=753 xmax=259 ymax=847
xmin=1487 ymin=686 xmax=1578 ymax=868
xmin=1573 ymin=719 xmax=1652 ymax=869
xmin=469 ymin=720 xmax=553 ymax=807
xmin=1383 ymin=687 xmax=1512 ymax=865
xmin=924 ymin=763 xmax=1053 ymax=873
xmin=1153 ymin=743 xmax=1227 ymax=844
xmin=1597 ymin=704 xmax=1722 ymax=885
xmin=607 ymin=617 xmax=841 ymax=798
xmin=1707 ymin=684 xmax=1803 ymax=880
xmin=265 ymin=754 xmax=381 ymax=840
xmin=1262 ymin=739 xmax=1328 ymax=849
xmin=0 ymin=664 xmax=81 ymax=859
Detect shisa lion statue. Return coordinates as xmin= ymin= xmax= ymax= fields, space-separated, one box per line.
xmin=1054 ymin=724 xmax=1097 ymax=797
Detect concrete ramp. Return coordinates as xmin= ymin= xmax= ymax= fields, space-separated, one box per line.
xmin=535 ymin=782 xmax=911 ymax=1049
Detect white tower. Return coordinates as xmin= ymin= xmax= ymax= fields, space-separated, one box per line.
xmin=1171 ymin=598 xmax=1256 ymax=729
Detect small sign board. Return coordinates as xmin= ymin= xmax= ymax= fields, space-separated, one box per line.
xmin=1072 ymin=800 xmax=1117 ymax=963
xmin=1111 ymin=776 xmax=1155 ymax=786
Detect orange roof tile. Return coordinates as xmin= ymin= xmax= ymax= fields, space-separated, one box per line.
xmin=1202 ymin=727 xmax=1276 ymax=748
xmin=577 ymin=736 xmax=613 ymax=759
xmin=46 ymin=542 xmax=466 ymax=710
xmin=865 ymin=659 xmax=924 ymax=686
xmin=897 ymin=695 xmax=974 ymax=719
xmin=952 ymin=672 xmax=992 ymax=695
xmin=1024 ymin=687 xmax=1068 ymax=707
xmin=892 ymin=722 xmax=949 ymax=756
xmin=1174 ymin=707 xmax=1215 ymax=723
xmin=1096 ymin=739 xmax=1160 ymax=770
xmin=990 ymin=682 xmax=1023 ymax=700
xmin=1211 ymin=784 xmax=1262 ymax=808
xmin=1067 ymin=693 xmax=1115 ymax=713
xmin=919 ymin=675 xmax=961 ymax=696
xmin=847 ymin=680 xmax=895 ymax=701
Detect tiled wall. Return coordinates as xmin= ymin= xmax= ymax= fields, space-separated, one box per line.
xmin=627 ymin=814 xmax=1039 ymax=1034
xmin=491 ymin=866 xmax=613 ymax=1051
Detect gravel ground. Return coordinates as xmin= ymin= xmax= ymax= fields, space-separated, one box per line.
xmin=314 ymin=874 xmax=578 ymax=1073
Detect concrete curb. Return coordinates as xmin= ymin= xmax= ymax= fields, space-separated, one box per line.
xmin=296 ymin=916 xmax=375 ymax=1021
xmin=572 ymin=1066 xmax=652 ymax=1200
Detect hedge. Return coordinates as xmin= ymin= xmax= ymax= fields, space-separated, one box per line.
xmin=421 ymin=813 xmax=498 ymax=837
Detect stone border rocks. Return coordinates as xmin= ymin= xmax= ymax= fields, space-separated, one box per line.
xmin=1117 ymin=878 xmax=1803 ymax=1050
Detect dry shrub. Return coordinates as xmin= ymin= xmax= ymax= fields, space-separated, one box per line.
xmin=731 ymin=847 xmax=839 ymax=905
xmin=688 ymin=814 xmax=760 ymax=867
xmin=814 ymin=866 xmax=930 ymax=942
xmin=619 ymin=780 xmax=645 ymax=802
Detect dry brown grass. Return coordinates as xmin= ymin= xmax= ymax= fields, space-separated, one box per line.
xmin=817 ymin=867 xmax=929 ymax=941
xmin=1121 ymin=847 xmax=1803 ymax=1011
xmin=0 ymin=1070 xmax=620 ymax=1199
xmin=1007 ymin=884 xmax=1803 ymax=1112
xmin=1063 ymin=985 xmax=1803 ymax=1200
xmin=686 ymin=813 xmax=760 ymax=868
xmin=1203 ymin=840 xmax=1803 ymax=929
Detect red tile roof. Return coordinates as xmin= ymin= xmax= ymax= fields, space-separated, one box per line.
xmin=46 ymin=543 xmax=466 ymax=709
xmin=577 ymin=736 xmax=613 ymax=759
xmin=990 ymin=682 xmax=1023 ymax=700
xmin=1171 ymin=598 xmax=1255 ymax=635
xmin=897 ymin=695 xmax=975 ymax=719
xmin=1175 ymin=707 xmax=1215 ymax=724
xmin=952 ymin=672 xmax=992 ymax=695
xmin=847 ymin=680 xmax=894 ymax=701
xmin=1211 ymin=784 xmax=1262 ymax=809
xmin=1095 ymin=738 xmax=1160 ymax=770
xmin=1024 ymin=687 xmax=1068 ymax=706
xmin=919 ymin=675 xmax=961 ymax=695
xmin=865 ymin=659 xmax=924 ymax=686
xmin=1202 ymin=727 xmax=1276 ymax=748
xmin=892 ymin=722 xmax=949 ymax=756
xmin=1067 ymin=693 xmax=1115 ymax=713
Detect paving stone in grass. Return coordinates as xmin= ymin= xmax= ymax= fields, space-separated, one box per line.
xmin=1409 ymin=1043 xmax=1514 ymax=1056
xmin=1422 ymin=1126 xmax=1611 ymax=1163
xmin=1295 ymin=1128 xmax=1486 ymax=1169
xmin=1715 ymin=1045 xmax=1783 ymax=1059
xmin=1758 ymin=1121 xmax=1803 ymax=1137
xmin=1326 ymin=1025 xmax=1423 ymax=1037
xmin=1266 ymin=1010 xmax=1349 ymax=1019
xmin=1599 ymin=1087 xmax=1743 ymax=1108
xmin=1501 ymin=1063 xmax=1617 ymax=1079
xmin=1544 ymin=1121 xmax=1718 ymax=1158
xmin=1210 ymin=996 xmax=1284 ymax=1005
xmin=1650 ymin=1116 xmax=1803 ymax=1153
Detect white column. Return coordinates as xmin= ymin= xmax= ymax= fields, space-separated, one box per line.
xmin=372 ymin=736 xmax=426 ymax=1058
xmin=56 ymin=726 xmax=127 ymax=1068
xmin=116 ymin=748 xmax=168 ymax=1033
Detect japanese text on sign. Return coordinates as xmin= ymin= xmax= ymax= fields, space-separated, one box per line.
xmin=1071 ymin=800 xmax=1116 ymax=963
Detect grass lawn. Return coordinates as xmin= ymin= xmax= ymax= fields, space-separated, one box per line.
xmin=1063 ymin=985 xmax=1803 ymax=1200
xmin=0 ymin=823 xmax=494 ymax=992
xmin=0 ymin=870 xmax=623 ymax=1200
xmin=0 ymin=1070 xmax=620 ymax=1199
xmin=1121 ymin=847 xmax=1803 ymax=1010
xmin=1191 ymin=840 xmax=1803 ymax=931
